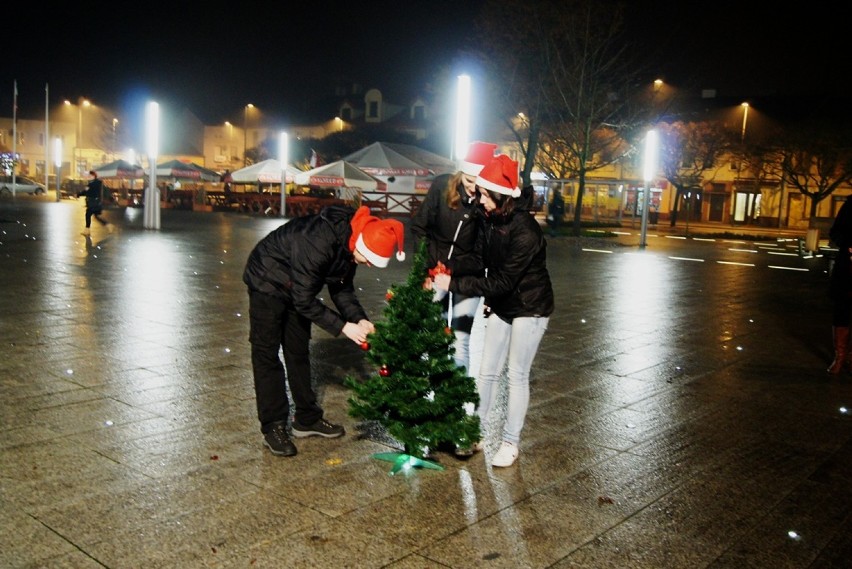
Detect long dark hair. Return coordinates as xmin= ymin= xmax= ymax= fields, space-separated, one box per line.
xmin=481 ymin=188 xmax=517 ymax=221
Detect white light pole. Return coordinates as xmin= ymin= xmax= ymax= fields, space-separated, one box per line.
xmin=740 ymin=102 xmax=749 ymax=142
xmin=453 ymin=74 xmax=471 ymax=161
xmin=243 ymin=104 xmax=254 ymax=167
xmin=112 ymin=118 xmax=118 ymax=161
xmin=640 ymin=129 xmax=658 ymax=249
xmin=144 ymin=101 xmax=160 ymax=230
xmin=54 ymin=137 xmax=62 ymax=198
xmin=279 ymin=131 xmax=288 ymax=218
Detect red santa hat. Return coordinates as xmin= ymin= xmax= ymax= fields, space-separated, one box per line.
xmin=459 ymin=141 xmax=498 ymax=176
xmin=476 ymin=154 xmax=521 ymax=198
xmin=349 ymin=206 xmax=406 ymax=268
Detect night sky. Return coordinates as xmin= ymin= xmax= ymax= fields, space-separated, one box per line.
xmin=5 ymin=1 xmax=849 ymax=127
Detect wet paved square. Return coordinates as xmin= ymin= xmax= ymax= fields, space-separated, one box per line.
xmin=2 ymin=199 xmax=851 ymax=568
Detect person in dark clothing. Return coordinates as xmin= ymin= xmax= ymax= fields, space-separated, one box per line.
xmin=221 ymin=170 xmax=233 ymax=202
xmin=243 ymin=205 xmax=406 ymax=457
xmin=433 ymin=155 xmax=554 ymax=468
xmin=547 ymin=187 xmax=565 ymax=236
xmin=79 ymin=170 xmax=113 ymax=236
xmin=827 ymin=197 xmax=852 ymax=374
xmin=411 ymin=141 xmax=496 ymax=373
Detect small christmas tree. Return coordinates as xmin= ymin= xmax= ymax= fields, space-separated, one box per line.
xmin=345 ymin=239 xmax=480 ymax=472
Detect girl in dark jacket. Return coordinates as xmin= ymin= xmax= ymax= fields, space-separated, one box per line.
xmin=243 ymin=205 xmax=406 ymax=456
xmin=432 ymin=155 xmax=554 ymax=467
xmin=827 ymin=197 xmax=852 ymax=373
xmin=411 ymin=141 xmax=496 ymax=373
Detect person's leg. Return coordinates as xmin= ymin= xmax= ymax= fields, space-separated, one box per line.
xmin=501 ymin=316 xmax=549 ymax=445
xmin=476 ymin=314 xmax=511 ymax=428
xmin=85 ymin=209 xmax=93 ymax=228
xmin=829 ymin=296 xmax=852 ymax=373
xmin=450 ymin=293 xmax=480 ymax=371
xmin=281 ymin=305 xmax=323 ymax=426
xmin=248 ymin=290 xmax=290 ymax=432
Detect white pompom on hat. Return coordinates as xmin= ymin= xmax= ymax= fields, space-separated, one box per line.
xmin=350 ymin=206 xmax=406 ymax=268
xmin=475 ymin=154 xmax=521 ymax=198
xmin=459 ymin=141 xmax=498 ymax=176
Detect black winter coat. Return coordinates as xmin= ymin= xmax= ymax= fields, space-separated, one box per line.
xmin=84 ymin=178 xmax=104 ymax=210
xmin=411 ymin=173 xmax=484 ymax=277
xmin=829 ymin=197 xmax=852 ymax=300
xmin=242 ymin=206 xmax=369 ymax=336
xmin=450 ymin=207 xmax=554 ymax=320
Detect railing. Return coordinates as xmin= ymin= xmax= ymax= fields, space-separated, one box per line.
xmin=123 ymin=189 xmax=426 ymax=218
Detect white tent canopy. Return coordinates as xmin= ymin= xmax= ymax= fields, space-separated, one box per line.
xmin=294 ymin=160 xmax=379 ymax=191
xmin=342 ymin=142 xmax=457 ymax=194
xmin=230 ymin=159 xmax=302 ymax=184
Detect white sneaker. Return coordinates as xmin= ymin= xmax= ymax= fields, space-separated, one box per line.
xmin=491 ymin=441 xmax=519 ymax=467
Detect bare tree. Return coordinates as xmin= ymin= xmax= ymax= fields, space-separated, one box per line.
xmin=777 ymin=130 xmax=852 ymax=221
xmin=657 ymin=121 xmax=731 ymax=226
xmin=475 ymin=0 xmax=656 ymax=235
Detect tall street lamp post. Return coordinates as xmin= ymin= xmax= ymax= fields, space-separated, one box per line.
xmin=112 ymin=118 xmax=118 ymax=161
xmin=243 ymin=104 xmax=254 ymax=167
xmin=66 ymin=98 xmax=90 ymax=177
xmin=640 ymin=129 xmax=658 ymax=249
xmin=740 ymin=102 xmax=749 ymax=142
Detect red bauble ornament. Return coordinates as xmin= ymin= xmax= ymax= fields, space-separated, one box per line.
xmin=379 ymin=365 xmax=390 ymax=377
xmin=360 ymin=341 xmax=370 ymax=351
xmin=444 ymin=326 xmax=452 ymax=335
xmin=428 ymin=261 xmax=452 ymax=278
xmin=385 ymin=290 xmax=394 ymax=301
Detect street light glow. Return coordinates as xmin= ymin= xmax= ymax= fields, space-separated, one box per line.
xmin=454 ymin=74 xmax=471 ymax=162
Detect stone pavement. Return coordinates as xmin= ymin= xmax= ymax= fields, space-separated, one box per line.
xmin=1 ymin=198 xmax=851 ymax=568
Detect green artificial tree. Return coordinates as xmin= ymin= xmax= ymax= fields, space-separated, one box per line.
xmin=345 ymin=239 xmax=480 ymax=474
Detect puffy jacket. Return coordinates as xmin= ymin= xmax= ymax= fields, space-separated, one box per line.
xmin=450 ymin=207 xmax=554 ymax=320
xmin=829 ymin=197 xmax=852 ymax=299
xmin=84 ymin=178 xmax=104 ymax=209
xmin=242 ymin=205 xmax=369 ymax=336
xmin=411 ymin=173 xmax=484 ymax=277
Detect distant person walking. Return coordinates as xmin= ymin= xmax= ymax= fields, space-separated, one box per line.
xmin=79 ymin=170 xmax=114 ymax=236
xmin=827 ymin=197 xmax=852 ymax=374
xmin=547 ymin=187 xmax=565 ymax=237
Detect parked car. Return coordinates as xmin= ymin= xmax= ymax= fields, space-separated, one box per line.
xmin=0 ymin=175 xmax=47 ymax=197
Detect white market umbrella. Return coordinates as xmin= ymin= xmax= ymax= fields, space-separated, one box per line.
xmin=294 ymin=160 xmax=379 ymax=191
xmin=230 ymin=159 xmax=301 ymax=184
xmin=92 ymin=159 xmax=144 ymax=179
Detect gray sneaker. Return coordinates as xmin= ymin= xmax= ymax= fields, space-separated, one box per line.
xmin=291 ymin=418 xmax=345 ymax=438
xmin=263 ymin=421 xmax=297 ymax=456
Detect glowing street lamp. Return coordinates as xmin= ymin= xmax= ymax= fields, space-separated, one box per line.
xmin=454 ymin=74 xmax=471 ymax=161
xmin=112 ymin=118 xmax=119 ymax=160
xmin=279 ymin=131 xmax=288 ymax=218
xmin=243 ymin=104 xmax=254 ymax=167
xmin=65 ymin=98 xmax=91 ymax=176
xmin=639 ymin=129 xmax=658 ymax=249
xmin=54 ymin=137 xmax=62 ymax=198
xmin=144 ymin=101 xmax=160 ymax=230
xmin=740 ymin=102 xmax=750 ymax=142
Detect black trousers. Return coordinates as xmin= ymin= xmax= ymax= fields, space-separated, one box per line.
xmin=248 ymin=290 xmax=323 ymax=433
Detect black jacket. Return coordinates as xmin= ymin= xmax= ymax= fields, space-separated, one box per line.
xmin=83 ymin=178 xmax=104 ymax=210
xmin=411 ymin=173 xmax=484 ymax=277
xmin=242 ymin=206 xmax=369 ymax=336
xmin=829 ymin=197 xmax=852 ymax=299
xmin=450 ymin=207 xmax=554 ymax=320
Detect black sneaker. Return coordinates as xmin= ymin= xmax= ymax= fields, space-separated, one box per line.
xmin=263 ymin=422 xmax=297 ymax=456
xmin=291 ymin=418 xmax=345 ymax=438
